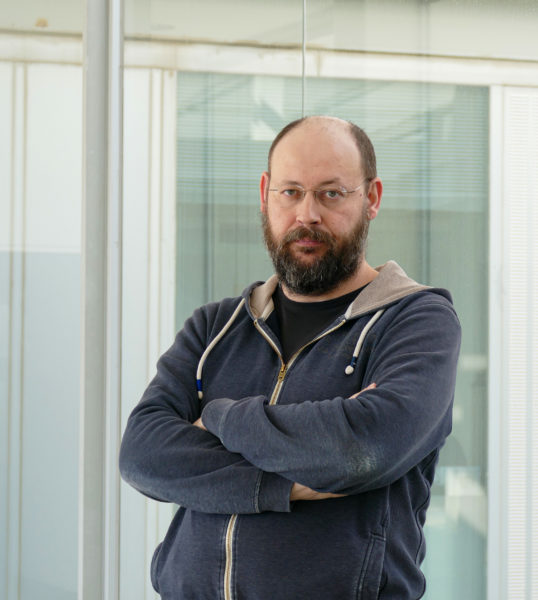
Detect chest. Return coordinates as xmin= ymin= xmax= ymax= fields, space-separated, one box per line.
xmin=199 ymin=316 xmax=380 ymax=409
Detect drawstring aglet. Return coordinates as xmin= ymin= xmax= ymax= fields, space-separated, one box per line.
xmin=345 ymin=356 xmax=357 ymax=376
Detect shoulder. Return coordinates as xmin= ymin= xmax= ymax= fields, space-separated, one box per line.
xmin=381 ymin=288 xmax=461 ymax=343
xmin=188 ymin=295 xmax=247 ymax=335
xmin=404 ymin=288 xmax=459 ymax=320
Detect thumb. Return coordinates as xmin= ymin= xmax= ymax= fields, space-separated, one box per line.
xmin=350 ymin=382 xmax=376 ymax=399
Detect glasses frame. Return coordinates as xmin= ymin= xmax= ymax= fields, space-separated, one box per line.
xmin=268 ymin=178 xmax=371 ymax=207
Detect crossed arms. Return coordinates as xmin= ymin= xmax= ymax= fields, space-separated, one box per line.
xmin=192 ymin=383 xmax=376 ymax=502
xmin=119 ymin=297 xmax=460 ymax=514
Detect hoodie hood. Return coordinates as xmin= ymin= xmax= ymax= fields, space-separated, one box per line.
xmin=246 ymin=261 xmax=435 ymax=321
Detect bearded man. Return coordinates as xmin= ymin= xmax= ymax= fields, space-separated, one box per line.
xmin=120 ymin=116 xmax=461 ymax=600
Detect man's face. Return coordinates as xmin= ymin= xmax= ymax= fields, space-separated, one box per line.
xmin=260 ymin=119 xmax=372 ymax=296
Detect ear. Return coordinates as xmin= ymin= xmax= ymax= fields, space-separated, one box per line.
xmin=366 ymin=177 xmax=382 ymax=220
xmin=260 ymin=171 xmax=270 ymax=213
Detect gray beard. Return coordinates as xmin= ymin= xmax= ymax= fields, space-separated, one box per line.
xmin=262 ymin=205 xmax=369 ymax=296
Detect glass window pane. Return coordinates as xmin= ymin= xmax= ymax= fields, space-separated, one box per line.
xmin=305 ymin=0 xmax=538 ymax=62
xmin=0 ymin=8 xmax=83 ymax=599
xmin=125 ymin=0 xmax=302 ymax=45
xmin=0 ymin=0 xmax=83 ymax=34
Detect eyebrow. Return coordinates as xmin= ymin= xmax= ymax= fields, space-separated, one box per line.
xmin=276 ymin=178 xmax=344 ymax=187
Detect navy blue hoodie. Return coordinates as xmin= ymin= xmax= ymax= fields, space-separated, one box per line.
xmin=119 ymin=261 xmax=461 ymax=599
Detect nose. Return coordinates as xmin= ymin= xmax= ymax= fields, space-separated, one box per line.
xmin=296 ymin=190 xmax=321 ymax=226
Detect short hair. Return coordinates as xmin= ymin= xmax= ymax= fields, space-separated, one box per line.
xmin=267 ymin=116 xmax=377 ymax=181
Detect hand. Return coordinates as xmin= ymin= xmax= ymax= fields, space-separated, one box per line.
xmin=290 ymin=482 xmax=345 ymax=501
xmin=193 ymin=417 xmax=207 ymax=431
xmin=350 ymin=382 xmax=376 ymax=399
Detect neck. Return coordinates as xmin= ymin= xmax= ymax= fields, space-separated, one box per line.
xmin=281 ymin=260 xmax=378 ymax=303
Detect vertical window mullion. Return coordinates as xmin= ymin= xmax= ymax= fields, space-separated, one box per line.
xmin=487 ymin=83 xmax=504 ymax=600
xmin=80 ymin=0 xmax=123 ymax=598
xmin=105 ymin=0 xmax=124 ymax=598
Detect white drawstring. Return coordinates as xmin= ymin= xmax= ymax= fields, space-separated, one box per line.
xmin=196 ymin=298 xmax=246 ymax=399
xmin=344 ymin=309 xmax=385 ymax=375
xmin=196 ymin=299 xmax=383 ymax=397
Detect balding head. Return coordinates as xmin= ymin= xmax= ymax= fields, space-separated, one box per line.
xmin=267 ymin=116 xmax=377 ymax=182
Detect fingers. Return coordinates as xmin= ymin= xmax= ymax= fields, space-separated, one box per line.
xmin=290 ymin=482 xmax=345 ymax=501
xmin=192 ymin=417 xmax=207 ymax=431
xmin=349 ymin=382 xmax=376 ymax=399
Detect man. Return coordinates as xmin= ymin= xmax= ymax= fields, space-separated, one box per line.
xmin=120 ymin=116 xmax=461 ymax=599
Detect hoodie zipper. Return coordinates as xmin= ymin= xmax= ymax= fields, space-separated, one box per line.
xmin=223 ymin=514 xmax=238 ymax=599
xmin=222 ymin=317 xmax=347 ymax=600
xmin=255 ymin=318 xmax=347 ymax=405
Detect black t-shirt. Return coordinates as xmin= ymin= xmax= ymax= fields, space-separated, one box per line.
xmin=272 ymin=283 xmax=369 ymax=363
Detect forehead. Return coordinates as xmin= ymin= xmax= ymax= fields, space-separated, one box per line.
xmin=270 ymin=120 xmax=362 ymax=183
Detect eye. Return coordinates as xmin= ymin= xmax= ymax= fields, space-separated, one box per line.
xmin=281 ymin=188 xmax=301 ymax=199
xmin=319 ymin=188 xmax=345 ymax=203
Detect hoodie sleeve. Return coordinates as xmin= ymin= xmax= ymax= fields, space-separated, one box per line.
xmin=119 ymin=304 xmax=293 ymax=514
xmin=201 ymin=295 xmax=461 ymax=495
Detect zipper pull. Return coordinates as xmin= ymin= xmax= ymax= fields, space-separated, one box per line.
xmin=277 ymin=364 xmax=287 ymax=382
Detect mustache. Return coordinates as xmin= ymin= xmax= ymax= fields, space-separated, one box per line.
xmin=279 ymin=226 xmax=334 ymax=248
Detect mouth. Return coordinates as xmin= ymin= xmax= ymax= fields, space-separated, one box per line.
xmin=288 ymin=237 xmax=328 ymax=257
xmin=278 ymin=227 xmax=333 ymax=256
xmin=293 ymin=237 xmax=325 ymax=247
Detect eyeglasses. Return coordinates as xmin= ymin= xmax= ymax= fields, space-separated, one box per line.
xmin=268 ymin=179 xmax=370 ymax=208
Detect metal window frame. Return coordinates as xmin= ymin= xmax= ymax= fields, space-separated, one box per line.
xmin=488 ymin=84 xmax=504 ymax=600
xmin=79 ymin=0 xmax=123 ymax=598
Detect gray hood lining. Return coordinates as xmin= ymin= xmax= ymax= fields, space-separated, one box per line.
xmin=248 ymin=261 xmax=429 ymax=321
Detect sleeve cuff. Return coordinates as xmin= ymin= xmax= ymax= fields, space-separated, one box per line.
xmin=201 ymin=397 xmax=236 ymax=439
xmin=202 ymin=399 xmax=293 ymax=513
xmin=255 ymin=471 xmax=293 ymax=513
